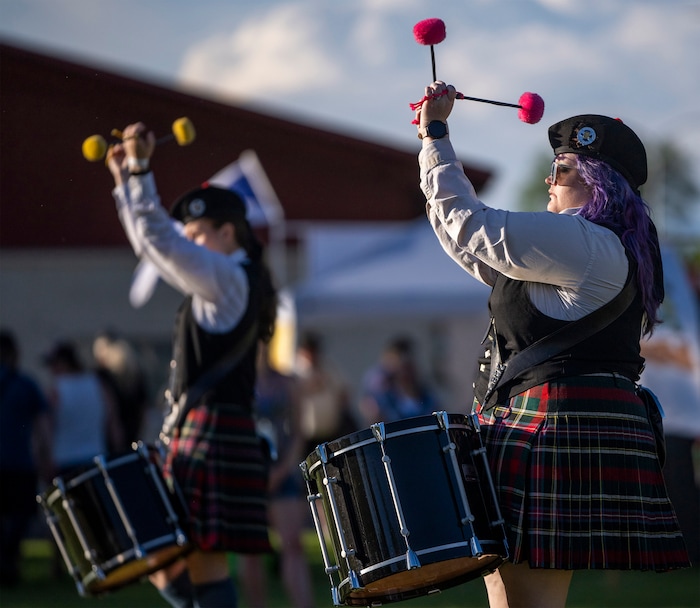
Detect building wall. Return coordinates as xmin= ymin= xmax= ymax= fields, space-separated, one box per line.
xmin=2 ymin=248 xmax=489 ymax=432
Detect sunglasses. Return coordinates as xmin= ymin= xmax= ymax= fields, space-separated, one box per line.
xmin=549 ymin=161 xmax=577 ymax=185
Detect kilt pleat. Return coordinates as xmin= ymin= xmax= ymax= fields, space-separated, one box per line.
xmin=477 ymin=375 xmax=690 ymax=570
xmin=165 ymin=402 xmax=271 ymax=554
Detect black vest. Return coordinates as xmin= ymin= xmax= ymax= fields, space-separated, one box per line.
xmin=474 ymin=264 xmax=645 ymax=408
xmin=169 ymin=260 xmax=261 ymax=410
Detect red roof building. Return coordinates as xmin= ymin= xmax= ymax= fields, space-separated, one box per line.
xmin=0 ymin=42 xmax=491 ymax=250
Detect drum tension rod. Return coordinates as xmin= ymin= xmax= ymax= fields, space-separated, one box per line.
xmin=301 ymin=445 xmax=362 ymax=605
xmin=37 ymin=483 xmax=89 ymax=596
xmin=300 ymin=458 xmax=342 ymax=606
xmin=468 ymin=415 xmax=510 ymax=554
xmin=59 ymin=473 xmax=107 ymax=588
xmin=136 ymin=442 xmax=188 ymax=547
xmin=371 ymin=422 xmax=421 ymax=571
xmin=435 ymin=411 xmax=483 ymax=558
xmin=95 ymin=454 xmax=146 ymax=561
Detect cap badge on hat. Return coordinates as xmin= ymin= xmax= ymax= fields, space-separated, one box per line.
xmin=576 ymin=126 xmax=597 ymax=147
xmin=188 ymin=198 xmax=206 ymax=218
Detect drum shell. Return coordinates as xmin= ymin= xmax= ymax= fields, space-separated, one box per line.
xmin=41 ymin=444 xmax=191 ymax=595
xmin=303 ymin=414 xmax=507 ymax=605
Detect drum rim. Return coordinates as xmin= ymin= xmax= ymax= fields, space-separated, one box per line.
xmin=346 ymin=539 xmax=505 ymax=582
xmin=46 ymin=449 xmax=149 ymax=494
xmin=304 ymin=413 xmax=473 ymax=476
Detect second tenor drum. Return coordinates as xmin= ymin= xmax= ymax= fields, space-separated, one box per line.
xmin=300 ymin=411 xmax=508 ymax=606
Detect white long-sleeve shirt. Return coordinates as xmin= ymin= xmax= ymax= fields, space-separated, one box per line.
xmin=420 ymin=138 xmax=629 ymax=321
xmin=112 ymin=173 xmax=249 ymax=333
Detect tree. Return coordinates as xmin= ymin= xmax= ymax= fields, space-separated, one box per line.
xmin=516 ymin=142 xmax=700 ymax=230
xmin=517 ymin=152 xmax=554 ymax=212
xmin=642 ymin=141 xmax=700 ymax=232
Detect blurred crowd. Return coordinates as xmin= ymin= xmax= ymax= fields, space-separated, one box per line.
xmin=2 ymin=273 xmax=699 ymax=598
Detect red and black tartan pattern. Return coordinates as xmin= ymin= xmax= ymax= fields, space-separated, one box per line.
xmin=476 ymin=375 xmax=690 ymax=570
xmin=165 ymin=403 xmax=272 ymax=554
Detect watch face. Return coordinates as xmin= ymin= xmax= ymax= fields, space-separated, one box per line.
xmin=428 ymin=121 xmax=447 ymax=138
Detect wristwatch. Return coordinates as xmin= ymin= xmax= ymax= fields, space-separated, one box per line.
xmin=417 ymin=120 xmax=448 ymax=140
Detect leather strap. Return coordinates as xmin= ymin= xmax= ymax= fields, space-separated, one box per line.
xmin=160 ymin=322 xmax=258 ymax=443
xmin=482 ymin=276 xmax=637 ymax=407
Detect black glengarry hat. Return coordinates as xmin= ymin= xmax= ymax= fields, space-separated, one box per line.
xmin=548 ymin=114 xmax=647 ymax=190
xmin=171 ymin=185 xmax=247 ymax=224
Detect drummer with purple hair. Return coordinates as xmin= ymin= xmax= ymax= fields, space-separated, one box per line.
xmin=415 ymin=81 xmax=690 ymax=608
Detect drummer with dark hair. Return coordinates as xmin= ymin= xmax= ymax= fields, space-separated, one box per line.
xmin=106 ymin=121 xmax=277 ymax=607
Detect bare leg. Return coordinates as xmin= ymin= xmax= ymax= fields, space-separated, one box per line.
xmin=483 ymin=569 xmax=509 ymax=608
xmin=186 ymin=550 xmax=231 ymax=585
xmin=150 ymin=558 xmax=189 ymax=590
xmin=238 ymin=554 xmax=268 ymax=608
xmin=484 ymin=562 xmax=572 ymax=608
xmin=270 ymin=498 xmax=315 ymax=608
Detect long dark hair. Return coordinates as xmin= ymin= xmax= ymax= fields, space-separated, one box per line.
xmin=226 ymin=217 xmax=278 ymax=343
xmin=574 ymin=156 xmax=663 ymax=335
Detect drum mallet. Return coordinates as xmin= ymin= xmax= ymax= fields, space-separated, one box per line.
xmin=411 ymin=18 xmax=545 ymax=124
xmin=82 ymin=116 xmax=196 ymax=162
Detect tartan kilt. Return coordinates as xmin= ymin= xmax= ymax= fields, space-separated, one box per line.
xmin=164 ymin=402 xmax=272 ymax=554
xmin=475 ymin=375 xmax=690 ymax=571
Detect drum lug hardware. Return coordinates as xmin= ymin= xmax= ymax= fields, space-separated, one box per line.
xmin=96 ymin=455 xmax=146 ymax=560
xmin=305 ymin=441 xmax=364 ymax=600
xmin=348 ymin=568 xmax=362 ymax=590
xmin=469 ymin=412 xmax=482 ymax=433
xmin=371 ymin=422 xmax=422 ymax=572
xmin=435 ymin=410 xmax=450 ymax=431
xmin=438 ymin=417 xmax=486 ymax=556
xmin=471 ymin=445 xmax=487 ymax=457
xmin=37 ymin=488 xmax=89 ymax=596
xmin=55 ymin=476 xmax=107 ymax=585
xmin=371 ymin=421 xmax=386 ymax=442
xmin=316 ymin=442 xmax=330 ymax=464
xmin=135 ymin=442 xmax=190 ymax=549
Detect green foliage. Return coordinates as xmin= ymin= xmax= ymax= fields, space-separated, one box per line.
xmin=515 ymin=142 xmax=700 ymax=229
xmin=642 ymin=141 xmax=700 ymax=227
xmin=517 ymin=152 xmax=553 ymax=212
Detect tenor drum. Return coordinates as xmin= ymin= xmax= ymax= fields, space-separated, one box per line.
xmin=301 ymin=412 xmax=508 ymax=606
xmin=38 ymin=442 xmax=192 ymax=596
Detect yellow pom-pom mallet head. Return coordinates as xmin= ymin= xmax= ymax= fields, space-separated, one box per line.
xmin=81 ymin=117 xmax=196 ymax=162
xmin=82 ymin=134 xmax=108 ymax=161
xmin=171 ymin=117 xmax=196 ymax=146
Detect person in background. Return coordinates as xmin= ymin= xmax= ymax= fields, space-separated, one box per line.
xmin=44 ymin=340 xmax=125 ymax=476
xmin=106 ymin=120 xmax=277 ymax=607
xmin=640 ymin=245 xmax=700 ymax=563
xmin=415 ymin=80 xmax=689 ymax=608
xmin=295 ymin=331 xmax=357 ymax=460
xmin=0 ymin=329 xmax=53 ymax=587
xmin=239 ymin=341 xmax=315 ymax=608
xmin=92 ymin=329 xmax=150 ymax=449
xmin=358 ymin=335 xmax=440 ymax=425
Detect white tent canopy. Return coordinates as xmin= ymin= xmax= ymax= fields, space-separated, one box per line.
xmin=293 ymin=220 xmax=490 ymax=322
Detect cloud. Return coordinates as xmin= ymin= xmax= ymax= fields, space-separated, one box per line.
xmin=178 ymin=4 xmax=342 ymax=99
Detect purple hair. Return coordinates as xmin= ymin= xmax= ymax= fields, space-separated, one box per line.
xmin=574 ymin=155 xmax=663 ymax=335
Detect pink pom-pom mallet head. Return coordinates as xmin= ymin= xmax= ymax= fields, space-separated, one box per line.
xmin=413 ymin=18 xmax=446 ymax=46
xmin=518 ymin=92 xmax=545 ymax=124
xmin=413 ymin=18 xmax=446 ymax=81
xmin=453 ymin=90 xmax=545 ymax=124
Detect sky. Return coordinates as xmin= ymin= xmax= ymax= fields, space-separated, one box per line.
xmin=2 ymin=0 xmax=700 ymax=226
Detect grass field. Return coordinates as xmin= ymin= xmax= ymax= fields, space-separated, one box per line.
xmin=1 ymin=537 xmax=697 ymax=608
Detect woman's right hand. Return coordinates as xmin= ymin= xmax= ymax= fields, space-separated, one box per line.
xmin=106 ymin=122 xmax=155 ymax=186
xmin=419 ymin=81 xmax=457 ymax=127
